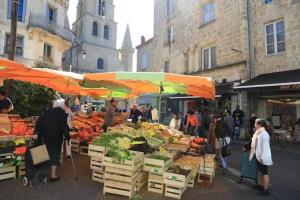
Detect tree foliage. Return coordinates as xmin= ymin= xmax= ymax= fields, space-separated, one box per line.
xmin=2 ymin=80 xmax=58 ymax=117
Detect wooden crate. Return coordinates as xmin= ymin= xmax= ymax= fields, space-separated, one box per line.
xmin=0 ymin=166 xmax=16 ymax=180
xmin=136 ymin=171 xmax=148 ymax=191
xmin=102 ymin=151 xmax=144 ymax=171
xmin=90 ymin=156 xmax=104 ymax=172
xmin=163 ymin=169 xmax=192 ymax=188
xmin=187 ymin=176 xmax=195 ymax=188
xmin=71 ymin=139 xmax=80 ymax=153
xmin=197 ymin=174 xmax=214 ymax=188
xmin=148 ymin=173 xmax=164 ymax=194
xmin=0 ymin=114 xmax=11 ymax=132
xmin=144 ymin=153 xmax=173 ymax=174
xmin=103 ymin=166 xmax=139 ymax=199
xmin=88 ymin=144 xmax=106 ymax=158
xmin=80 ymin=146 xmax=89 ymax=156
xmin=18 ymin=165 xmax=26 ymax=177
xmin=165 ymin=184 xmax=188 ymax=199
xmin=92 ymin=170 xmax=105 ymax=183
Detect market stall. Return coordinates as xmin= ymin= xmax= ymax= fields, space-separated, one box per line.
xmin=87 ymin=122 xmax=216 ymax=199
xmin=0 ymin=58 xmax=216 ymax=199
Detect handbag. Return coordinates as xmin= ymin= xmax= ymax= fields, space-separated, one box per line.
xmin=30 ymin=144 xmax=50 ymax=165
xmin=221 ymin=139 xmax=231 ymax=157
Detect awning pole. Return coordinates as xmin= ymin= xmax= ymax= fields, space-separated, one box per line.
xmin=158 ymin=81 xmax=162 ymax=123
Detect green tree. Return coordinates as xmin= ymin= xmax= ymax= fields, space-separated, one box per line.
xmin=2 ymin=80 xmax=58 ymax=117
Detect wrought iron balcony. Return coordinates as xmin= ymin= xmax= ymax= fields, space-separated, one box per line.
xmin=28 ymin=13 xmax=73 ymax=41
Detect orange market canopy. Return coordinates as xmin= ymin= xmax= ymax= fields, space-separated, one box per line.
xmin=0 ymin=58 xmax=109 ymax=97
xmin=83 ymin=72 xmax=215 ymax=100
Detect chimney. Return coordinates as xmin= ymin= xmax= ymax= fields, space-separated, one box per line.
xmin=141 ymin=36 xmax=146 ymax=44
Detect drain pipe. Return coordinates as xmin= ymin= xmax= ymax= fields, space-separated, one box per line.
xmin=246 ymin=0 xmax=254 ymax=116
xmin=246 ymin=0 xmax=254 ymax=80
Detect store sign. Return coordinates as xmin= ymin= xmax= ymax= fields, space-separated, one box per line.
xmin=280 ymin=84 xmax=300 ymax=91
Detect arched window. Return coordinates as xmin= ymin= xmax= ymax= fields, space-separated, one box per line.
xmin=104 ymin=25 xmax=109 ymax=40
xmin=98 ymin=0 xmax=105 ymax=16
xmin=92 ymin=21 xmax=98 ymax=36
xmin=97 ymin=58 xmax=104 ymax=70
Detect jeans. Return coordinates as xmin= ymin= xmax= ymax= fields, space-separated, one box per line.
xmin=233 ymin=127 xmax=241 ymax=140
xmin=219 ymin=139 xmax=229 ymax=169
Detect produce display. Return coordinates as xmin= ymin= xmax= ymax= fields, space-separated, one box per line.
xmin=175 ymin=156 xmax=202 ymax=171
xmin=148 ymin=154 xmax=169 ymax=161
xmin=0 ymin=115 xmax=34 ymax=137
xmin=167 ymin=165 xmax=192 ymax=176
xmin=72 ymin=114 xmax=104 ymax=141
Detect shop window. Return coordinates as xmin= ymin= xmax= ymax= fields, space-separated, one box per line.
xmin=104 ymin=25 xmax=109 ymax=40
xmin=97 ymin=58 xmax=104 ymax=70
xmin=203 ymin=2 xmax=215 ymax=24
xmin=7 ymin=0 xmax=26 ymax=22
xmin=265 ymin=20 xmax=285 ymax=55
xmin=202 ymin=46 xmax=216 ymax=70
xmin=5 ymin=34 xmax=24 ymax=56
xmin=92 ymin=21 xmax=98 ymax=37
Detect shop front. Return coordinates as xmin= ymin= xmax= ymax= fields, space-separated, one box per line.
xmin=235 ymin=69 xmax=300 ymax=141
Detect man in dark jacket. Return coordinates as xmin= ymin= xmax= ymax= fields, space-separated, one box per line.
xmin=215 ymin=116 xmax=230 ymax=174
xmin=36 ymin=99 xmax=70 ymax=181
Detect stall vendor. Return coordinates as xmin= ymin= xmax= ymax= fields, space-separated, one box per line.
xmin=103 ymin=99 xmax=121 ymax=132
xmin=0 ymin=90 xmax=14 ymax=113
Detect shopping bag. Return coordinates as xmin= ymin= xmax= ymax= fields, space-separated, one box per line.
xmin=221 ymin=139 xmax=231 ymax=158
xmin=30 ymin=144 xmax=50 ymax=165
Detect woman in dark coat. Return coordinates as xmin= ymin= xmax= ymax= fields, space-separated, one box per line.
xmin=36 ymin=99 xmax=70 ymax=181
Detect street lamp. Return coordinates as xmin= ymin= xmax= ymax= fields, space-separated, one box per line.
xmin=69 ymin=36 xmax=86 ymax=73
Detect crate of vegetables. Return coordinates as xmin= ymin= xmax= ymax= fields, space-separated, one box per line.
xmin=102 ymin=150 xmax=144 ymax=171
xmin=144 ymin=153 xmax=173 ymax=174
xmin=163 ymin=165 xmax=192 ymax=188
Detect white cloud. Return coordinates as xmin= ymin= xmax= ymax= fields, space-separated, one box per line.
xmin=68 ymin=0 xmax=154 ymax=71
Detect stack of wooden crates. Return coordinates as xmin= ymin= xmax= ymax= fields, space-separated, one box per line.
xmin=163 ymin=168 xmax=193 ymax=199
xmin=88 ymin=144 xmax=106 ymax=183
xmin=0 ymin=153 xmax=16 ymax=181
xmin=102 ymin=151 xmax=144 ymax=199
xmin=143 ymin=153 xmax=173 ymax=194
xmin=198 ymin=154 xmax=216 ymax=184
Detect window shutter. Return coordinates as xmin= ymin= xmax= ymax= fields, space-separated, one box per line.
xmin=7 ymin=0 xmax=12 ymax=19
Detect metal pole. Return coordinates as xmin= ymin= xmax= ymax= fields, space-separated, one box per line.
xmin=246 ymin=0 xmax=254 ymax=80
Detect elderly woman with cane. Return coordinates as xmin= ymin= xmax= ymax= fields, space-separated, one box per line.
xmin=36 ymin=99 xmax=70 ymax=182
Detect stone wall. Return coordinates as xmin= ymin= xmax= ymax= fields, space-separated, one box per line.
xmin=252 ymin=0 xmax=300 ymax=75
xmin=0 ymin=0 xmax=71 ymax=67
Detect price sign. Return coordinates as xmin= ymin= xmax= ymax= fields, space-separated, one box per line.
xmin=151 ymin=168 xmax=159 ymax=174
xmin=169 ymin=176 xmax=177 ymax=180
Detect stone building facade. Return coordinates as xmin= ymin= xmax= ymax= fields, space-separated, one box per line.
xmin=137 ymin=0 xmax=300 ymax=120
xmin=0 ymin=0 xmax=72 ymax=68
xmin=67 ymin=0 xmax=134 ymax=73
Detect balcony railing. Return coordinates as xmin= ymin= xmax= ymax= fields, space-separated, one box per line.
xmin=28 ymin=13 xmax=73 ymax=41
